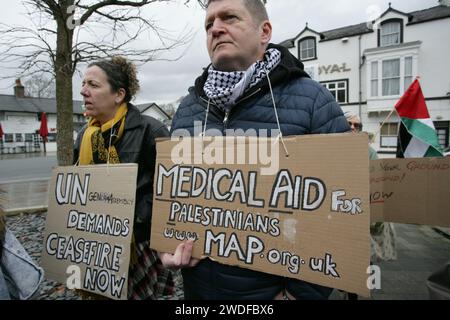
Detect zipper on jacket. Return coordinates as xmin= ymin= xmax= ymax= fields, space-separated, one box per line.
xmin=223 ymin=111 xmax=229 ymax=130
xmin=200 ymin=87 xmax=262 ymax=133
xmin=234 ymin=88 xmax=262 ymax=106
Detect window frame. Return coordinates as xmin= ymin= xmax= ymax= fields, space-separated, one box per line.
xmin=298 ymin=36 xmax=317 ymax=61
xmin=434 ymin=121 xmax=450 ymax=148
xmin=378 ymin=18 xmax=404 ymax=48
xmin=320 ymin=79 xmax=349 ymax=104
xmin=380 ymin=122 xmax=399 ymax=148
xmin=404 ymin=56 xmax=413 ymax=91
xmin=371 ymin=61 xmax=379 ymax=97
xmin=15 ymin=133 xmax=23 ymax=143
xmin=4 ymin=133 xmax=14 ymax=143
xmin=382 ymin=58 xmax=401 ymax=96
xmin=370 ymin=55 xmax=415 ymax=99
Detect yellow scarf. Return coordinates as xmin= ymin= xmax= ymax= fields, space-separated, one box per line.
xmin=79 ymin=103 xmax=128 ymax=165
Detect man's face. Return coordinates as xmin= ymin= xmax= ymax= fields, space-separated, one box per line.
xmin=205 ymin=0 xmax=271 ymax=71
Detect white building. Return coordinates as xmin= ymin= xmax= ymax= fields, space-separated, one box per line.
xmin=280 ymin=2 xmax=450 ymax=156
xmin=137 ymin=103 xmax=172 ymax=129
xmin=0 ymin=79 xmax=85 ymax=153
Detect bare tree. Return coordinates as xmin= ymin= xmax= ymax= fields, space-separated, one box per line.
xmin=0 ymin=0 xmax=200 ymax=165
xmin=24 ymin=74 xmax=56 ymax=98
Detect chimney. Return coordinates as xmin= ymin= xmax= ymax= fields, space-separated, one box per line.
xmin=14 ymin=79 xmax=25 ymax=98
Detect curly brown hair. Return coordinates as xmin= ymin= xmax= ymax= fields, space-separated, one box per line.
xmin=88 ymin=56 xmax=140 ymax=103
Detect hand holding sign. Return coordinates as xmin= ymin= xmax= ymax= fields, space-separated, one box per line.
xmin=158 ymin=240 xmax=200 ymax=269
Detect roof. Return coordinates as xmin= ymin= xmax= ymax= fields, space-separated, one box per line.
xmin=136 ymin=102 xmax=171 ymax=120
xmin=407 ymin=5 xmax=450 ymax=25
xmin=0 ymin=94 xmax=84 ymax=114
xmin=280 ymin=5 xmax=450 ymax=47
xmin=320 ymin=23 xmax=373 ymax=42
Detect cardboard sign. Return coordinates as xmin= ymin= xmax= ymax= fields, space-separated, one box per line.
xmin=151 ymin=134 xmax=371 ymax=297
xmin=370 ymin=157 xmax=450 ymax=227
xmin=41 ymin=164 xmax=138 ymax=300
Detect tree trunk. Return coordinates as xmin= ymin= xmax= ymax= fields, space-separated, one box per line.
xmin=55 ymin=1 xmax=75 ymax=166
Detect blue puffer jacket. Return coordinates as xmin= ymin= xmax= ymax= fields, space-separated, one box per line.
xmin=171 ymin=44 xmax=350 ymax=300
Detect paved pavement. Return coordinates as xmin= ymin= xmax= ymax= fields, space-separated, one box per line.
xmin=0 ymin=152 xmax=53 ymax=213
xmin=0 ymin=179 xmax=49 ymax=213
xmin=370 ymin=223 xmax=450 ymax=299
xmin=0 ymin=152 xmax=56 ymax=183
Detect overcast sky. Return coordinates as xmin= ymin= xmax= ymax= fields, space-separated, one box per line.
xmin=0 ymin=0 xmax=439 ymax=105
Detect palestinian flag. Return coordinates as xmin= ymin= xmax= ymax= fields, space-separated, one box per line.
xmin=396 ymin=79 xmax=443 ymax=158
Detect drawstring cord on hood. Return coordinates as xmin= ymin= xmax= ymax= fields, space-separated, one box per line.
xmin=265 ymin=69 xmax=290 ymax=157
xmin=201 ymin=98 xmax=211 ymax=157
xmin=202 ymin=99 xmax=211 ymax=138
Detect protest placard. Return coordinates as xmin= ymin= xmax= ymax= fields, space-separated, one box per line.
xmin=41 ymin=164 xmax=137 ymax=300
xmin=370 ymin=157 xmax=450 ymax=227
xmin=151 ymin=133 xmax=371 ymax=297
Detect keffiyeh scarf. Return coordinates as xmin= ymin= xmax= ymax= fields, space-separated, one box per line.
xmin=204 ymin=48 xmax=281 ymax=111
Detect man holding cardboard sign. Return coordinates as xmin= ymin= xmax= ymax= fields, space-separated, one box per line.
xmin=158 ymin=0 xmax=351 ymax=300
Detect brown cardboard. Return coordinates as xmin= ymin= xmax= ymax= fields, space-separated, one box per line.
xmin=151 ymin=133 xmax=371 ymax=297
xmin=41 ymin=164 xmax=138 ymax=300
xmin=370 ymin=157 xmax=450 ymax=227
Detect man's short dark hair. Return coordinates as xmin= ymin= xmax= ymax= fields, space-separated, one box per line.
xmin=206 ymin=0 xmax=269 ymax=25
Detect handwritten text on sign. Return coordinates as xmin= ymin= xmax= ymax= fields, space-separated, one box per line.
xmin=370 ymin=157 xmax=450 ymax=227
xmin=41 ymin=164 xmax=137 ymax=300
xmin=151 ymin=134 xmax=371 ymax=297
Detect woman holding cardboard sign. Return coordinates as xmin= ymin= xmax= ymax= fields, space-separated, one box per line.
xmin=74 ymin=56 xmax=172 ymax=300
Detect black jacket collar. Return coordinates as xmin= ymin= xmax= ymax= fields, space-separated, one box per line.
xmin=124 ymin=103 xmax=143 ymax=130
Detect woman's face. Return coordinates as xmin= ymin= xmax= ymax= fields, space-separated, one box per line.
xmin=80 ymin=66 xmax=122 ymax=124
xmin=347 ymin=116 xmax=362 ymax=133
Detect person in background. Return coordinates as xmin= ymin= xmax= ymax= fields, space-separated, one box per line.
xmin=158 ymin=0 xmax=350 ymax=300
xmin=344 ymin=113 xmax=397 ymax=299
xmin=74 ymin=56 xmax=172 ymax=300
xmin=346 ymin=114 xmax=378 ymax=160
xmin=0 ymin=210 xmax=44 ymax=300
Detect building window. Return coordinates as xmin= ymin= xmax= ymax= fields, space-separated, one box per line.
xmin=382 ymin=59 xmax=400 ymax=96
xmin=298 ymin=37 xmax=316 ymax=61
xmin=371 ymin=61 xmax=378 ymax=97
xmin=370 ymin=56 xmax=416 ymax=98
xmin=434 ymin=121 xmax=449 ymax=148
xmin=25 ymin=133 xmax=34 ymax=142
xmin=321 ymin=80 xmax=348 ymax=104
xmin=379 ymin=20 xmax=402 ymax=47
xmin=4 ymin=134 xmax=13 ymax=143
xmin=15 ymin=133 xmax=23 ymax=142
xmin=48 ymin=133 xmax=57 ymax=142
xmin=404 ymin=57 xmax=413 ymax=91
xmin=380 ymin=122 xmax=399 ymax=148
